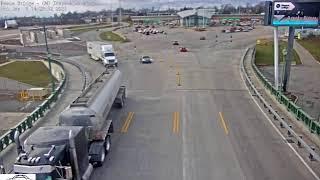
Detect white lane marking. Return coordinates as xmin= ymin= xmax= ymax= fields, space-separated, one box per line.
xmin=19 ymin=101 xmax=32 ymax=111
xmin=239 ymin=55 xmax=320 ymax=180
xmin=0 ymin=34 xmax=18 ymax=38
xmin=182 ymin=94 xmax=188 ymax=180
xmin=182 ymin=94 xmax=194 ymax=180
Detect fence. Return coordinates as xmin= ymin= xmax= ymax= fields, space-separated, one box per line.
xmin=251 ymin=47 xmax=320 ymax=136
xmin=0 ymin=59 xmax=66 ymax=153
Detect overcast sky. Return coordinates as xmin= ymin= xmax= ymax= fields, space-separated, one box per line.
xmin=0 ymin=0 xmax=263 ymax=17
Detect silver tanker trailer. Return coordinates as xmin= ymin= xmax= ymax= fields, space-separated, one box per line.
xmin=10 ymin=69 xmax=126 ymax=180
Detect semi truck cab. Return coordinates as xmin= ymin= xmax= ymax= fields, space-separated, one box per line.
xmin=13 ymin=126 xmax=93 ymax=180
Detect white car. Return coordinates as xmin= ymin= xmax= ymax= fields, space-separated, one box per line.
xmin=140 ymin=56 xmax=153 ymax=64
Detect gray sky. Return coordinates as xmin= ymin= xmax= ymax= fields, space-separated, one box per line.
xmin=0 ymin=0 xmax=262 ymax=17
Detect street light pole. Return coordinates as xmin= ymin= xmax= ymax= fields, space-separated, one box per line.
xmin=119 ymin=0 xmax=122 ymax=25
xmin=202 ymin=8 xmax=205 ymax=28
xmin=111 ymin=2 xmax=113 ymax=26
xmin=43 ymin=24 xmax=55 ymax=93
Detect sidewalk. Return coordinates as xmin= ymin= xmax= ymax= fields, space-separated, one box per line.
xmin=259 ymin=41 xmax=320 ymax=120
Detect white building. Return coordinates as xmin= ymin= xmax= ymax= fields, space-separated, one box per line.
xmin=177 ymin=9 xmax=216 ymax=27
xmin=4 ymin=20 xmax=18 ymax=29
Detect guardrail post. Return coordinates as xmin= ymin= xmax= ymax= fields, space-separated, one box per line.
xmin=280 ymin=121 xmax=284 ymax=128
xmin=309 ymin=146 xmax=316 ymax=161
xmin=298 ymin=135 xmax=303 ymax=148
xmin=288 ymin=125 xmax=293 ymax=137
xmin=38 ymin=106 xmax=44 ymax=117
xmin=26 ymin=116 xmax=32 ymax=128
xmin=9 ymin=129 xmax=15 ymax=142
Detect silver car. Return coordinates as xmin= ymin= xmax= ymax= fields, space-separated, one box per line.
xmin=140 ymin=56 xmax=153 ymax=64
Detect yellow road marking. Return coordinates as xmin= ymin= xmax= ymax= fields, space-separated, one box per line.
xmin=176 ymin=74 xmax=181 ymax=86
xmin=176 ymin=112 xmax=180 ymax=133
xmin=173 ymin=112 xmax=180 ymax=134
xmin=121 ymin=112 xmax=134 ymax=133
xmin=218 ymin=112 xmax=229 ymax=135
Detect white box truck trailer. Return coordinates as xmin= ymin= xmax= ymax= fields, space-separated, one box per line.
xmin=87 ymin=41 xmax=118 ymax=67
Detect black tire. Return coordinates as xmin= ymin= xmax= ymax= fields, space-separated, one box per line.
xmin=95 ymin=149 xmax=106 ymax=167
xmin=105 ymin=135 xmax=111 ymax=154
xmin=118 ymin=98 xmax=124 ymax=108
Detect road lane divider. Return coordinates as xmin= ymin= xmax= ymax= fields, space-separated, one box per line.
xmin=121 ymin=112 xmax=134 ymax=133
xmin=173 ymin=112 xmax=180 ymax=134
xmin=218 ymin=112 xmax=229 ymax=135
xmin=176 ymin=73 xmax=182 ymax=86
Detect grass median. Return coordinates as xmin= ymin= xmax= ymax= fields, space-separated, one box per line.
xmin=298 ymin=37 xmax=320 ymax=63
xmin=99 ymin=31 xmax=128 ymax=42
xmin=69 ymin=24 xmax=113 ymax=34
xmin=255 ymin=40 xmax=301 ymax=66
xmin=0 ymin=61 xmax=56 ymax=87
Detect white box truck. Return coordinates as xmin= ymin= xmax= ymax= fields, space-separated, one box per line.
xmin=87 ymin=41 xmax=118 ymax=67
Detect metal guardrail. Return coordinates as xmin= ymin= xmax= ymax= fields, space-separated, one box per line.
xmin=241 ymin=47 xmax=320 ymax=161
xmin=0 ymin=59 xmax=66 ymax=153
xmin=250 ymin=47 xmax=320 ymax=136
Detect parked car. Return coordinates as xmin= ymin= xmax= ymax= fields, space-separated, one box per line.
xmin=200 ymin=36 xmax=206 ymax=40
xmin=140 ymin=55 xmax=153 ymax=63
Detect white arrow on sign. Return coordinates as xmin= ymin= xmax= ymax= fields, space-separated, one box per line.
xmin=274 ymin=2 xmax=296 ymax=11
xmin=274 ymin=15 xmax=285 ymax=20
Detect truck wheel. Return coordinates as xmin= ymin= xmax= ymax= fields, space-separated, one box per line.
xmin=119 ymin=98 xmax=124 ymax=108
xmin=96 ymin=150 xmax=106 ymax=167
xmin=105 ymin=135 xmax=111 ymax=154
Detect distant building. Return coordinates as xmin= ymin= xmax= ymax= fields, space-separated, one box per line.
xmin=4 ymin=20 xmax=18 ymax=29
xmin=177 ymin=9 xmax=216 ymax=27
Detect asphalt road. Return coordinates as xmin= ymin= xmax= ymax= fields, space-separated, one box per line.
xmin=0 ymin=25 xmax=318 ymax=179
xmin=88 ymin=26 xmax=317 ymax=180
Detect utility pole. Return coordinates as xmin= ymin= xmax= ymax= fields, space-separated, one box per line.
xmin=202 ymin=8 xmax=205 ymax=28
xmin=111 ymin=2 xmax=113 ymax=26
xmin=282 ymin=27 xmax=295 ymax=92
xmin=119 ymin=0 xmax=122 ymax=25
xmin=43 ymin=24 xmax=55 ymax=93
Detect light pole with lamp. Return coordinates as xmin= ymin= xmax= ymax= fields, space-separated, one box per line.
xmin=43 ymin=23 xmax=55 ymax=93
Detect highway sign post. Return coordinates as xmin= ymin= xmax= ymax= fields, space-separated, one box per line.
xmin=266 ymin=0 xmax=320 ymax=92
xmin=272 ymin=1 xmax=320 ymax=27
xmin=274 ymin=27 xmax=279 ymax=90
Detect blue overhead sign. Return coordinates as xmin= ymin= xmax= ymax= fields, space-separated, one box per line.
xmin=272 ymin=1 xmax=320 ymax=27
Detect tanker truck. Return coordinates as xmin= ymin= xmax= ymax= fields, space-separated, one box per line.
xmin=11 ymin=69 xmax=126 ymax=180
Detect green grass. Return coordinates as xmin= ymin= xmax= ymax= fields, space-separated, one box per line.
xmin=0 ymin=61 xmax=55 ymax=87
xmin=69 ymin=24 xmax=113 ymax=34
xmin=298 ymin=37 xmax=320 ymax=62
xmin=255 ymin=40 xmax=301 ymax=65
xmin=99 ymin=31 xmax=127 ymax=42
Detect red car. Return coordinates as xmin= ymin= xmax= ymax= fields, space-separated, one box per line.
xmin=180 ymin=47 xmax=188 ymax=52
